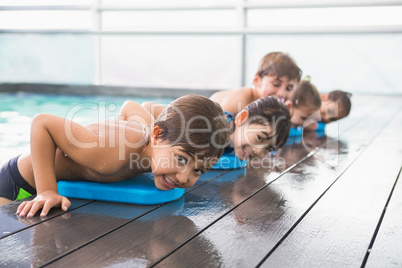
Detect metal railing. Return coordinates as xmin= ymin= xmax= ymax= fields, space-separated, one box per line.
xmin=1 ymin=0 xmax=402 ymax=86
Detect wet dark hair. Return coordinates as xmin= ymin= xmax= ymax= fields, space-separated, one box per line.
xmin=328 ymin=90 xmax=352 ymax=118
xmin=291 ymin=81 xmax=321 ymax=111
xmin=242 ymin=96 xmax=291 ymax=149
xmin=256 ymin=52 xmax=302 ymax=83
xmin=155 ymin=95 xmax=229 ymax=163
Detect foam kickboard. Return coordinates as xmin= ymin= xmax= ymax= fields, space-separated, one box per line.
xmin=288 ymin=126 xmax=303 ymax=137
xmin=316 ymin=121 xmax=326 ymax=132
xmin=210 ymin=154 xmax=247 ymax=170
xmin=57 ymin=173 xmax=185 ymax=205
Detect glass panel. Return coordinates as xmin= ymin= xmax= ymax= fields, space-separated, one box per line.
xmin=101 ymin=36 xmax=242 ymax=90
xmin=101 ymin=0 xmax=235 ymax=5
xmin=247 ymin=6 xmax=402 ymax=27
xmin=0 ymin=34 xmax=96 ymax=84
xmin=0 ymin=0 xmax=92 ymax=6
xmin=102 ymin=10 xmax=236 ymax=30
xmin=245 ymin=34 xmax=402 ymax=94
xmin=245 ymin=0 xmax=394 ymax=4
xmin=0 ymin=11 xmax=92 ymax=29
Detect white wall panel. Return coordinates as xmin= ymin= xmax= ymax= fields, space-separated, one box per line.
xmin=246 ymin=34 xmax=402 ymax=94
xmin=101 ymin=35 xmax=242 ymax=90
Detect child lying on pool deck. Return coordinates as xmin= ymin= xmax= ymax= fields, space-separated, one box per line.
xmin=0 ymin=95 xmax=230 ymax=217
xmin=141 ymin=96 xmax=291 ymax=161
xmin=320 ymin=90 xmax=352 ymax=124
xmin=304 ymin=89 xmax=352 ymax=131
xmin=209 ymin=51 xmax=302 ymax=115
xmin=284 ymin=80 xmax=322 ymax=129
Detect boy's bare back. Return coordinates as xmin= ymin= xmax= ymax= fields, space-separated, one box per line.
xmin=18 ymin=118 xmax=150 ymax=190
xmin=210 ymin=87 xmax=255 ymax=115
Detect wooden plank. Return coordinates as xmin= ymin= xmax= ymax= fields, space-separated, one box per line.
xmin=364 ymin=169 xmax=402 ymax=263
xmin=333 ymin=95 xmax=386 ymax=136
xmin=0 ymin=201 xmax=160 ymax=267
xmin=44 ymin=166 xmax=289 ymax=267
xmin=0 ymin=170 xmax=227 ymax=267
xmin=156 ymin=157 xmax=338 ymax=267
xmin=185 ymin=169 xmax=231 ymax=192
xmin=0 ymin=198 xmax=91 ymax=239
xmin=0 ymin=170 xmax=223 ymax=240
xmin=314 ymin=95 xmax=393 ymax=173
xmin=260 ymin=107 xmax=402 ymax=267
xmin=154 ymin=97 xmax=400 ymax=267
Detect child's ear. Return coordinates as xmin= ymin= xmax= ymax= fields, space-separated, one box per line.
xmin=285 ymin=100 xmax=293 ymax=109
xmin=252 ymin=74 xmax=261 ymax=88
xmin=235 ymin=110 xmax=249 ymax=126
xmin=284 ymin=100 xmax=294 ymax=113
xmin=150 ymin=124 xmax=163 ymax=144
xmin=321 ymin=93 xmax=328 ymax=100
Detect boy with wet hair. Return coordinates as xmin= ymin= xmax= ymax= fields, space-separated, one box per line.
xmin=141 ymin=96 xmax=291 ymax=161
xmin=210 ymin=51 xmax=302 ymax=115
xmin=0 ymin=95 xmax=230 ymax=217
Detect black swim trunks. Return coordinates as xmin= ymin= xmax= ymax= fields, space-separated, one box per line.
xmin=0 ymin=155 xmax=36 ymax=201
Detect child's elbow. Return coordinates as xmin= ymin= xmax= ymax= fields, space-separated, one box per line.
xmin=123 ymin=100 xmax=137 ymax=106
xmin=32 ymin=113 xmax=51 ymax=124
xmin=31 ymin=113 xmax=53 ymax=133
xmin=141 ymin=101 xmax=153 ymax=111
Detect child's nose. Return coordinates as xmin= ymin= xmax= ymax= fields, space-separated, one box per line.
xmin=277 ymin=87 xmax=287 ymax=99
xmin=176 ymin=169 xmax=191 ymax=184
xmin=253 ymin=148 xmax=266 ymax=159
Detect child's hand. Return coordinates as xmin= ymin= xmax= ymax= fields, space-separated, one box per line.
xmin=16 ymin=190 xmax=71 ymax=217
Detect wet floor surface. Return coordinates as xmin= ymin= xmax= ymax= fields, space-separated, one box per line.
xmin=0 ymin=95 xmax=401 ymax=267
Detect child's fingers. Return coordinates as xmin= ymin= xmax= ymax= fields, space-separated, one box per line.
xmin=18 ymin=201 xmax=34 ymax=217
xmin=16 ymin=201 xmax=28 ymax=214
xmin=27 ymin=201 xmax=45 ymax=217
xmin=61 ymin=197 xmax=71 ymax=212
xmin=40 ymin=200 xmax=55 ymax=217
xmin=17 ymin=194 xmax=69 ymax=217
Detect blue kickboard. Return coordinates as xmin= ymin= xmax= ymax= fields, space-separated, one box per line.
xmin=288 ymin=126 xmax=303 ymax=137
xmin=284 ymin=134 xmax=303 ymax=146
xmin=210 ymin=154 xmax=247 ymax=170
xmin=57 ymin=173 xmax=185 ymax=205
xmin=316 ymin=121 xmax=326 ymax=132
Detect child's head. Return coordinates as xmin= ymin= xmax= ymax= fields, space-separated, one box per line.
xmin=286 ymin=81 xmax=321 ymax=127
xmin=320 ymin=90 xmax=352 ymax=124
xmin=253 ymin=52 xmax=302 ymax=102
xmin=151 ymin=95 xmax=229 ymax=189
xmin=231 ymin=96 xmax=291 ymax=160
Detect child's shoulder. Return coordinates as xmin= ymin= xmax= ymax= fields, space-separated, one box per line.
xmin=211 ymin=87 xmax=252 ymax=99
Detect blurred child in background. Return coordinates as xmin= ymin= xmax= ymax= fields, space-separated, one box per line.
xmin=320 ymin=90 xmax=352 ymax=124
xmin=285 ymin=80 xmax=321 ymax=128
xmin=210 ymin=52 xmax=302 ymax=115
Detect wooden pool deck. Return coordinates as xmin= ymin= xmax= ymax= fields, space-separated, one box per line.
xmin=0 ymin=94 xmax=401 ymax=267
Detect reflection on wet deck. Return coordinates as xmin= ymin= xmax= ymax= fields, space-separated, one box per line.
xmin=1 ymin=95 xmax=401 ymax=267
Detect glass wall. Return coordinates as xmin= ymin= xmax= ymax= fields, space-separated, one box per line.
xmin=0 ymin=0 xmax=401 ymax=94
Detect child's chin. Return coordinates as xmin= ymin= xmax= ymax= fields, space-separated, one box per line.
xmin=154 ymin=184 xmax=169 ymax=191
xmin=235 ymin=154 xmax=246 ymax=161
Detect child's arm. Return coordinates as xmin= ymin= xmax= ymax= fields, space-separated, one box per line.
xmin=120 ymin=100 xmax=156 ymax=126
xmin=17 ymin=114 xmax=74 ymax=217
xmin=141 ymin=101 xmax=166 ymax=120
xmin=17 ymin=114 xmax=135 ymax=217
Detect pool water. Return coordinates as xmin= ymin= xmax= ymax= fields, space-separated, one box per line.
xmin=0 ymin=92 xmax=173 ymax=165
